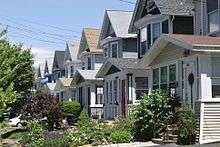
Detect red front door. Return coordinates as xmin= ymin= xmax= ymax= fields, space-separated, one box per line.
xmin=121 ymin=80 xmax=126 ymax=117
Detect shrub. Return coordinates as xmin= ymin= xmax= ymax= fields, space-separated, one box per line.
xmin=132 ymin=90 xmax=174 ymax=141
xmin=22 ymin=91 xmax=62 ymax=131
xmin=111 ymin=130 xmax=133 ymax=143
xmin=113 ymin=116 xmax=134 ymax=133
xmin=42 ymin=136 xmax=69 ymax=147
xmin=22 ymin=120 xmax=44 ymax=147
xmin=176 ymin=104 xmax=197 ymax=145
xmin=60 ymin=101 xmax=81 ymax=125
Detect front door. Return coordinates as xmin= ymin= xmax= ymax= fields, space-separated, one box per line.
xmin=121 ymin=80 xmax=126 ymax=117
xmin=183 ymin=59 xmax=197 ymax=110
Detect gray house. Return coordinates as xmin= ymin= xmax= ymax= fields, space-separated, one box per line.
xmin=99 ymin=10 xmax=138 ymax=59
xmin=128 ymin=0 xmax=194 ymax=58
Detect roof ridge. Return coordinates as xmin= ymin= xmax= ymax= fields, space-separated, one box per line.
xmin=106 ymin=9 xmax=133 ymax=12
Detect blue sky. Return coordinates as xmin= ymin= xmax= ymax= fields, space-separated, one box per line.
xmin=0 ymin=0 xmax=134 ymax=69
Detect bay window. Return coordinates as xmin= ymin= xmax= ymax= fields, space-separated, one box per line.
xmin=111 ymin=42 xmax=118 ymax=58
xmin=152 ymin=23 xmax=161 ymax=43
xmin=208 ymin=0 xmax=220 ymax=33
xmin=140 ymin=27 xmax=147 ymax=56
xmin=139 ymin=19 xmax=169 ymax=57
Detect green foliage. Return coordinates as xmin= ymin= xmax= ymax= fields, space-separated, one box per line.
xmin=0 ymin=31 xmax=34 ymax=117
xmin=111 ymin=130 xmax=133 ymax=144
xmin=0 ymin=84 xmax=18 ymax=119
xmin=77 ymin=108 xmax=92 ymax=129
xmin=113 ymin=116 xmax=134 ymax=133
xmin=176 ymin=104 xmax=197 ymax=145
xmin=42 ymin=136 xmax=70 ymax=147
xmin=61 ymin=101 xmax=81 ymax=125
xmin=22 ymin=120 xmax=44 ymax=147
xmin=132 ymin=90 xmax=174 ymax=141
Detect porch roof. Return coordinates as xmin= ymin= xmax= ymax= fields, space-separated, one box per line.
xmin=74 ymin=70 xmax=103 ymax=84
xmin=96 ymin=58 xmax=147 ymax=78
xmin=141 ymin=34 xmax=220 ymax=67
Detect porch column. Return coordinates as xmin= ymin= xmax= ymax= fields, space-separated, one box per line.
xmin=127 ymin=73 xmax=133 ymax=103
xmin=148 ymin=68 xmax=153 ymax=94
xmin=199 ymin=54 xmax=212 ymax=100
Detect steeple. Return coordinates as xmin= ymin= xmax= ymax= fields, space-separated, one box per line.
xmin=37 ymin=65 xmax=42 ymax=78
xmin=44 ymin=60 xmax=49 ymax=76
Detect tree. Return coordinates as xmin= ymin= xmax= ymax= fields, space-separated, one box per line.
xmin=22 ymin=91 xmax=62 ymax=131
xmin=0 ymin=31 xmax=34 ymax=119
xmin=0 ymin=31 xmax=35 ymax=116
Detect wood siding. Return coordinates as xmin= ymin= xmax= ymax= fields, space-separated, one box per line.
xmin=201 ymin=102 xmax=220 ymax=142
xmin=150 ymin=43 xmax=185 ymax=66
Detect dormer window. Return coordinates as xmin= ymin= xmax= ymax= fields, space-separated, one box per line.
xmin=208 ymin=0 xmax=219 ymax=33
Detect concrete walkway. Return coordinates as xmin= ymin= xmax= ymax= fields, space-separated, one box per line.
xmin=100 ymin=141 xmax=158 ymax=147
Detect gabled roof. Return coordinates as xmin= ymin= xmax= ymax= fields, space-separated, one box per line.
xmin=78 ymin=28 xmax=102 ymax=58
xmin=100 ymin=10 xmax=137 ymax=40
xmin=52 ymin=51 xmax=65 ymax=71
xmin=76 ymin=70 xmax=102 ymax=81
xmin=129 ymin=0 xmax=194 ymax=33
xmin=46 ymin=83 xmax=56 ymax=91
xmin=65 ymin=41 xmax=80 ymax=62
xmin=96 ymin=58 xmax=145 ymax=78
xmin=141 ymin=34 xmax=220 ymax=67
xmin=54 ymin=78 xmax=73 ymax=91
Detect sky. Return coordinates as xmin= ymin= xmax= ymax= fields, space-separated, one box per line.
xmin=0 ymin=0 xmax=135 ymax=71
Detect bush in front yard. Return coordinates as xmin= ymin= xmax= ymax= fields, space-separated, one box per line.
xmin=176 ymin=104 xmax=197 ymax=145
xmin=132 ymin=90 xmax=174 ymax=141
xmin=111 ymin=130 xmax=133 ymax=144
xmin=60 ymin=100 xmax=81 ymax=125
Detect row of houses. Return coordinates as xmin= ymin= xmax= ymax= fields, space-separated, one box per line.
xmin=36 ymin=0 xmax=220 ymax=144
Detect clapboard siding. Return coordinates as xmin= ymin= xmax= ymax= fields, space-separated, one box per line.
xmin=201 ymin=102 xmax=220 ymax=142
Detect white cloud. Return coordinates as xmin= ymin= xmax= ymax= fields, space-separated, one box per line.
xmin=31 ymin=47 xmax=55 ymax=74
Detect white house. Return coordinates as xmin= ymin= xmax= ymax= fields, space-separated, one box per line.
xmin=74 ymin=28 xmax=104 ymax=119
xmin=96 ymin=58 xmax=148 ymax=119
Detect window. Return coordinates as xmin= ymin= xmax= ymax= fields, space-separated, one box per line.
xmin=160 ymin=66 xmax=168 ymax=90
xmin=87 ymin=57 xmax=91 ymax=70
xmin=152 ymin=23 xmax=161 ymax=43
xmin=147 ymin=24 xmax=151 ymax=50
xmin=70 ymin=66 xmax=74 ymax=78
xmin=82 ymin=62 xmax=85 ymax=70
xmin=96 ymin=86 xmax=103 ymax=104
xmin=135 ymin=77 xmax=148 ymax=100
xmin=109 ymin=81 xmax=113 ymax=103
xmin=162 ymin=20 xmax=169 ymax=34
xmin=65 ymin=67 xmax=68 ymax=78
xmin=139 ymin=20 xmax=168 ymax=57
xmin=153 ymin=68 xmax=159 ymax=89
xmin=106 ymin=82 xmax=109 ymax=104
xmin=169 ymin=64 xmax=176 ymax=83
xmin=207 ymin=0 xmax=220 ymax=33
xmin=140 ymin=27 xmax=147 ymax=56
xmin=114 ymin=79 xmax=118 ymax=103
xmin=111 ymin=43 xmax=118 ymax=58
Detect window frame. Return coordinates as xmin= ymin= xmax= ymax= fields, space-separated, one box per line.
xmin=135 ymin=77 xmax=148 ymax=100
xmin=139 ymin=19 xmax=169 ymax=57
xmin=96 ymin=86 xmax=104 ymax=104
xmin=208 ymin=0 xmax=220 ymax=33
xmin=87 ymin=56 xmax=92 ymax=70
xmin=110 ymin=42 xmax=118 ymax=58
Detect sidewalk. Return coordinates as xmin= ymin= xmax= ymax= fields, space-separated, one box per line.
xmin=100 ymin=141 xmax=158 ymax=147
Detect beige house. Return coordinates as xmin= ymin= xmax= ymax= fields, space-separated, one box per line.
xmin=54 ymin=78 xmax=76 ymax=101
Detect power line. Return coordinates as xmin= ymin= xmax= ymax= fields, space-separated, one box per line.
xmin=7 ymin=34 xmax=65 ymax=45
xmin=0 ymin=14 xmax=81 ymax=34
xmin=0 ymin=22 xmax=79 ymax=42
xmin=0 ymin=16 xmax=80 ymax=39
